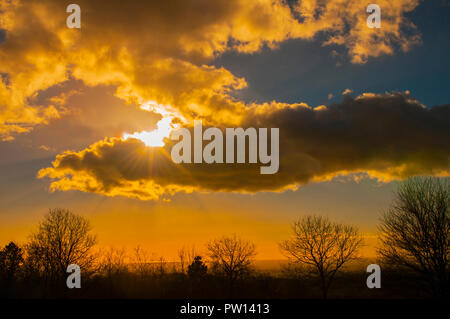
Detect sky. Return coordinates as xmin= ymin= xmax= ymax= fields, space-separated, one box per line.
xmin=0 ymin=0 xmax=449 ymax=260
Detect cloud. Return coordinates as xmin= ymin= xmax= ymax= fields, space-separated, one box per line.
xmin=38 ymin=93 xmax=450 ymax=200
xmin=318 ymin=0 xmax=422 ymax=64
xmin=2 ymin=0 xmax=438 ymax=200
xmin=342 ymin=88 xmax=353 ymax=95
xmin=0 ymin=0 xmax=422 ymax=139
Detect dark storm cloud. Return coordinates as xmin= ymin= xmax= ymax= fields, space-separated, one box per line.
xmin=39 ymin=93 xmax=450 ymax=200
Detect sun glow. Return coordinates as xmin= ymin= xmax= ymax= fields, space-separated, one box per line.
xmin=122 ymin=101 xmax=184 ymax=147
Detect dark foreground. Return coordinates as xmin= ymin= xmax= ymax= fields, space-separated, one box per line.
xmin=0 ymin=267 xmax=443 ymax=299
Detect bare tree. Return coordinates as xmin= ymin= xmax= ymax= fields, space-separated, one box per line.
xmin=378 ymin=177 xmax=449 ymax=298
xmin=207 ymin=235 xmax=256 ymax=294
xmin=280 ymin=215 xmax=363 ymax=299
xmin=178 ymin=247 xmax=187 ymax=274
xmin=99 ymin=247 xmax=129 ymax=277
xmin=178 ymin=245 xmax=199 ymax=274
xmin=26 ymin=208 xmax=97 ymax=280
xmin=157 ymin=256 xmax=167 ymax=276
xmin=133 ymin=245 xmax=152 ymax=278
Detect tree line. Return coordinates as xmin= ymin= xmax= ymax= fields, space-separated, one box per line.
xmin=0 ymin=177 xmax=448 ymax=298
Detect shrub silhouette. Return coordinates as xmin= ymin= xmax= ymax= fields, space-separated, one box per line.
xmin=0 ymin=242 xmax=24 ymax=295
xmin=188 ymin=256 xmax=207 ymax=278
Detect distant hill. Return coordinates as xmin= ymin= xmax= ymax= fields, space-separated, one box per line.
xmin=253 ymin=258 xmax=379 ymax=273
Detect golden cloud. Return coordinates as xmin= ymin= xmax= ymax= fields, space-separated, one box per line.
xmin=1 ymin=0 xmax=421 ymax=139
xmin=3 ymin=0 xmax=441 ymax=200
xmin=38 ymin=93 xmax=450 ymax=200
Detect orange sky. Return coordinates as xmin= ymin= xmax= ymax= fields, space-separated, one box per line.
xmin=0 ymin=182 xmax=385 ymax=260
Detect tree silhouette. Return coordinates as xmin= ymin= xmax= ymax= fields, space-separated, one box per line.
xmin=178 ymin=247 xmax=187 ymax=274
xmin=207 ymin=235 xmax=256 ymax=295
xmin=378 ymin=177 xmax=449 ymax=298
xmin=178 ymin=245 xmax=198 ymax=274
xmin=187 ymin=256 xmax=208 ymax=278
xmin=280 ymin=215 xmax=363 ymax=299
xmin=0 ymin=242 xmax=24 ymax=294
xmin=132 ymin=245 xmax=152 ymax=278
xmin=26 ymin=208 xmax=97 ymax=281
xmin=100 ymin=247 xmax=128 ymax=278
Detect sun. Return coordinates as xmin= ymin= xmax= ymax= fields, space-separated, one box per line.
xmin=122 ymin=101 xmax=184 ymax=147
xmin=122 ymin=116 xmax=174 ymax=147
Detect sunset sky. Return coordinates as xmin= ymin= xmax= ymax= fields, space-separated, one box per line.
xmin=0 ymin=0 xmax=449 ymax=260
